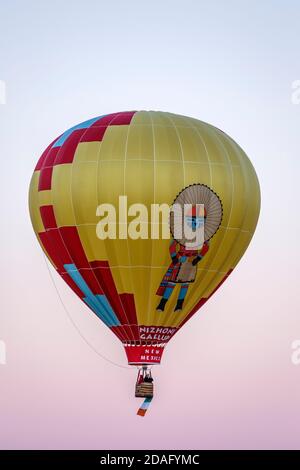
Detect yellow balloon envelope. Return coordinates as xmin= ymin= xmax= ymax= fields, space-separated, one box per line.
xmin=29 ymin=111 xmax=260 ymax=414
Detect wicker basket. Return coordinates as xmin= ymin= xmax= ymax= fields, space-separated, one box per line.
xmin=135 ymin=382 xmax=154 ymax=398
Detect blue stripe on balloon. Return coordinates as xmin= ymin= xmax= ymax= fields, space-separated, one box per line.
xmin=95 ymin=295 xmax=120 ymax=326
xmin=64 ymin=263 xmax=91 ymax=297
xmin=53 ymin=115 xmax=106 ymax=147
xmin=64 ymin=263 xmax=120 ymax=327
xmin=83 ymin=297 xmax=111 ymax=327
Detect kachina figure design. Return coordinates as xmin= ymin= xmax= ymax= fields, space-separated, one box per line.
xmin=156 ymin=184 xmax=223 ymax=312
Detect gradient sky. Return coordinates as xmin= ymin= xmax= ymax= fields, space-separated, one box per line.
xmin=0 ymin=0 xmax=300 ymax=450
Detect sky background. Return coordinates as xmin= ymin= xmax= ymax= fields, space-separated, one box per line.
xmin=0 ymin=0 xmax=300 ymax=450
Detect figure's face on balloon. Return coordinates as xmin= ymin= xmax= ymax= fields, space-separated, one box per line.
xmin=186 ymin=215 xmax=205 ymax=231
xmin=185 ymin=204 xmax=206 ymax=235
xmin=181 ymin=205 xmax=207 ymax=249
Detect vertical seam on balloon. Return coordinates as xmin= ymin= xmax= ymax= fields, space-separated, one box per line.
xmin=92 ymin=112 xmax=139 ymax=343
xmin=144 ymin=111 xmax=156 ymax=331
xmin=159 ymin=113 xmax=187 ymax=327
xmin=165 ymin=113 xmax=186 ymax=186
xmin=109 ymin=112 xmax=141 ymax=344
xmin=107 ymin=113 xmax=138 ymax=343
xmin=181 ymin=116 xmax=213 ymax=188
xmin=122 ymin=114 xmax=140 ymax=346
xmin=217 ymin=132 xmax=255 ymax=266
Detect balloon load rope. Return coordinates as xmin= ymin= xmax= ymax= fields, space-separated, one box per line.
xmin=42 ymin=254 xmax=132 ymax=370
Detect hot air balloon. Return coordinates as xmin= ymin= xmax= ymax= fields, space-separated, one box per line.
xmin=29 ymin=111 xmax=260 ymax=416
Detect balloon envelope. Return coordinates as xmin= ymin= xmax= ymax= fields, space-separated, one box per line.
xmin=29 ymin=111 xmax=260 ymax=365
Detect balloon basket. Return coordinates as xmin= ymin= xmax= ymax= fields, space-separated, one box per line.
xmin=135 ymin=382 xmax=153 ymax=398
xmin=135 ymin=366 xmax=154 ymax=415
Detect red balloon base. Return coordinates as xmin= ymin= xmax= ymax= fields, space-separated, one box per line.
xmin=124 ymin=345 xmax=164 ymax=365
